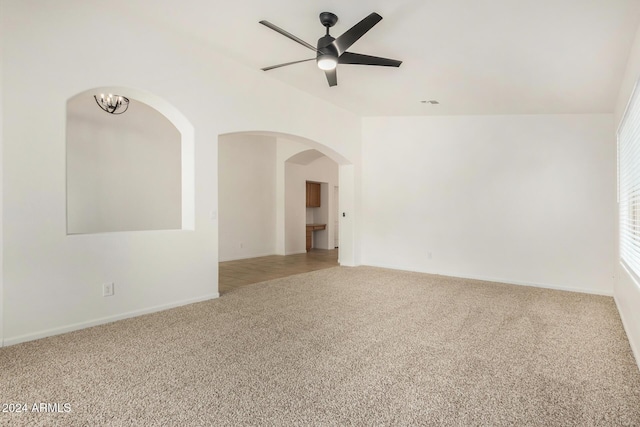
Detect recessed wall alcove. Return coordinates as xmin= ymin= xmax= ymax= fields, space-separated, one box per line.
xmin=66 ymin=87 xmax=195 ymax=234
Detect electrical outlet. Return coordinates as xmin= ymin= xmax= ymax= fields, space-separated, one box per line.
xmin=427 ymin=252 xmax=433 ymax=259
xmin=102 ymin=282 xmax=115 ymax=297
xmin=240 ymin=242 xmax=243 ymax=249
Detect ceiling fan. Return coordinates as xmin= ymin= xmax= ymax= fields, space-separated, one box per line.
xmin=259 ymin=12 xmax=402 ymax=87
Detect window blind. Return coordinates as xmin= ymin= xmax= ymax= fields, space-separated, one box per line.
xmin=619 ymin=80 xmax=640 ymax=276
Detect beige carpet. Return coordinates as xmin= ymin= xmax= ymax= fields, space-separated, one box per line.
xmin=1 ymin=266 xmax=639 ymax=426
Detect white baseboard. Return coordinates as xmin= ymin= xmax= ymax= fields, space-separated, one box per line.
xmin=614 ymin=295 xmax=640 ymax=371
xmin=363 ymin=262 xmax=613 ymax=296
xmin=285 ymin=250 xmax=307 ymax=256
xmin=3 ymin=293 xmax=219 ymax=347
xmin=218 ymin=252 xmax=276 ymax=262
xmin=221 ymin=249 xmax=338 ymax=260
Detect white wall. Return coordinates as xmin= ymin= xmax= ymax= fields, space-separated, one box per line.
xmin=339 ymin=164 xmax=357 ymax=267
xmin=285 ymin=156 xmax=339 ymax=254
xmin=0 ymin=7 xmax=4 ymax=345
xmin=362 ymin=114 xmax=616 ymax=295
xmin=0 ymin=1 xmax=360 ymax=345
xmin=285 ymin=164 xmax=306 ymax=255
xmin=276 ymin=137 xmax=316 ymax=255
xmin=218 ymin=134 xmax=276 ymax=261
xmin=614 ymin=23 xmax=640 ymax=368
xmin=67 ymin=96 xmax=182 ymax=234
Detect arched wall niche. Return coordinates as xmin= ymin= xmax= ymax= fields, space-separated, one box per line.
xmin=217 ymin=130 xmax=355 ymax=266
xmin=66 ymin=86 xmax=195 ymax=234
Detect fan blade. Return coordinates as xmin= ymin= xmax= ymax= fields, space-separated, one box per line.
xmin=259 ymin=20 xmax=320 ymax=53
xmin=331 ymin=13 xmax=382 ymax=56
xmin=325 ymin=68 xmax=337 ymax=87
xmin=262 ymin=58 xmax=316 ymax=71
xmin=339 ymin=52 xmax=402 ymax=67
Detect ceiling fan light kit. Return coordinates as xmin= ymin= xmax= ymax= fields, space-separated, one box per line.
xmin=317 ymin=54 xmax=337 ymax=71
xmin=260 ymin=11 xmax=402 ymax=87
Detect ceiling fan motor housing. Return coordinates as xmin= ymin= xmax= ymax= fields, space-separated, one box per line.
xmin=317 ymin=34 xmax=337 ymax=54
xmin=317 ymin=33 xmax=338 ymax=69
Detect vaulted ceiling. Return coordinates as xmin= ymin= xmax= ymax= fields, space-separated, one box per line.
xmin=119 ymin=0 xmax=640 ymax=116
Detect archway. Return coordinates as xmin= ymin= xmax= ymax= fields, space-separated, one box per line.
xmin=217 ymin=130 xmax=355 ymax=292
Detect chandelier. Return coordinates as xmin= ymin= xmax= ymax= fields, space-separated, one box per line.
xmin=94 ymin=93 xmax=129 ymax=114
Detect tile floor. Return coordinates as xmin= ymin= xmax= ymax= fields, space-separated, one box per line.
xmin=218 ymin=249 xmax=339 ymax=294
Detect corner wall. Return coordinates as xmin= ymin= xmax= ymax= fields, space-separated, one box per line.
xmin=218 ymin=134 xmax=277 ymax=261
xmin=613 ymin=23 xmax=640 ymax=368
xmin=0 ymin=1 xmax=4 ymax=346
xmin=362 ymin=114 xmax=616 ymax=295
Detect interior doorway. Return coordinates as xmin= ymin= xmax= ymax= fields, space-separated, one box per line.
xmin=217 ymin=131 xmax=354 ymax=295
